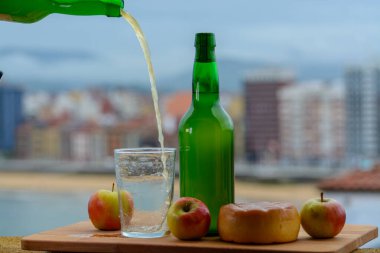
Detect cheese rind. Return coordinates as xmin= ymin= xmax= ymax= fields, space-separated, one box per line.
xmin=218 ymin=202 xmax=300 ymax=244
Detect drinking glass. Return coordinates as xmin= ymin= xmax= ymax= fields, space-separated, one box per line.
xmin=114 ymin=148 xmax=176 ymax=238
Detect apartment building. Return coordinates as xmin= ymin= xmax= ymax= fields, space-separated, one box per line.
xmin=244 ymin=68 xmax=294 ymax=162
xmin=0 ymin=85 xmax=23 ymax=153
xmin=345 ymin=65 xmax=380 ymax=166
xmin=278 ymin=81 xmax=345 ymax=166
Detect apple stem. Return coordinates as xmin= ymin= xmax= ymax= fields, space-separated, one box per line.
xmin=321 ymin=192 xmax=324 ymax=202
xmin=183 ymin=202 xmax=191 ymax=212
xmin=112 ymin=182 xmax=115 ymax=192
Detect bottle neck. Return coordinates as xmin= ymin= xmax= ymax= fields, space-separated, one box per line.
xmin=192 ymin=49 xmax=220 ymax=106
xmin=52 ymin=0 xmax=122 ymax=17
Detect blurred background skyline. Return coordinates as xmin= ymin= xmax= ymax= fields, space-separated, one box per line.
xmin=2 ymin=0 xmax=380 ymax=170
xmin=2 ymin=0 xmax=380 ymax=90
xmin=0 ymin=0 xmax=380 ymax=169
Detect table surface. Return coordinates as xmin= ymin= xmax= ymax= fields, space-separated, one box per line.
xmin=1 ymin=237 xmax=379 ymax=253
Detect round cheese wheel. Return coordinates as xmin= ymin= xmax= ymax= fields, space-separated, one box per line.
xmin=218 ymin=202 xmax=300 ymax=244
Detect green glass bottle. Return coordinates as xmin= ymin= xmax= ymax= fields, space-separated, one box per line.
xmin=0 ymin=0 xmax=123 ymax=23
xmin=178 ymin=33 xmax=234 ymax=235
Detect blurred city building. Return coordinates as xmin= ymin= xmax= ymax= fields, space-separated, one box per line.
xmin=13 ymin=88 xmax=158 ymax=161
xmin=345 ymin=65 xmax=380 ymax=168
xmin=0 ymin=85 xmax=24 ymax=154
xmin=5 ymin=62 xmax=380 ymax=172
xmin=278 ymin=81 xmax=345 ymax=167
xmin=244 ymin=68 xmax=294 ymax=162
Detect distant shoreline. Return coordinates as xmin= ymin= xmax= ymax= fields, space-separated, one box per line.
xmin=0 ymin=171 xmax=319 ymax=204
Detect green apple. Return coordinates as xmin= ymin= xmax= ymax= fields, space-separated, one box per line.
xmin=167 ymin=197 xmax=211 ymax=240
xmin=300 ymin=192 xmax=346 ymax=238
xmin=88 ymin=183 xmax=133 ymax=231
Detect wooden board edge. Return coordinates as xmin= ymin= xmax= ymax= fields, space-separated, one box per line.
xmin=335 ymin=226 xmax=378 ymax=253
xmin=21 ymin=235 xmax=110 ymax=253
xmin=20 ymin=224 xmax=379 ymax=253
xmin=21 ymin=235 xmax=37 ymax=250
xmin=21 ymin=235 xmax=57 ymax=252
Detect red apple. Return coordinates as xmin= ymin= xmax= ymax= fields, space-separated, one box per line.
xmin=167 ymin=197 xmax=211 ymax=240
xmin=300 ymin=192 xmax=346 ymax=238
xmin=88 ymin=183 xmax=134 ymax=230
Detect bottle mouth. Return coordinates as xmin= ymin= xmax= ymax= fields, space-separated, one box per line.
xmin=194 ymin=33 xmax=216 ymax=62
xmin=103 ymin=0 xmax=124 ymax=17
xmin=194 ymin=33 xmax=216 ymax=48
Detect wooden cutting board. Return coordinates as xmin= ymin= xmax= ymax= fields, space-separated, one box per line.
xmin=21 ymin=221 xmax=377 ymax=253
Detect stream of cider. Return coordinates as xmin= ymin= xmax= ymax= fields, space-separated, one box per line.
xmin=120 ymin=10 xmax=167 ymax=178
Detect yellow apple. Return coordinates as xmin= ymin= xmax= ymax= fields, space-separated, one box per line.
xmin=88 ymin=183 xmax=133 ymax=231
xmin=301 ymin=192 xmax=346 ymax=238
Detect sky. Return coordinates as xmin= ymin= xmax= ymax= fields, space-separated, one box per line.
xmin=1 ymin=0 xmax=380 ymax=90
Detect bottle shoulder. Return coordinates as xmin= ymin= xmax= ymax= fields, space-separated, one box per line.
xmin=178 ymin=107 xmax=193 ymax=130
xmin=178 ymin=103 xmax=234 ymax=131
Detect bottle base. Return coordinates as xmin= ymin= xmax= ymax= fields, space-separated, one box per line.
xmin=206 ymin=230 xmax=219 ymax=237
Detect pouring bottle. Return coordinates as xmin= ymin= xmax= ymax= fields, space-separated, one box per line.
xmin=0 ymin=0 xmax=123 ymax=23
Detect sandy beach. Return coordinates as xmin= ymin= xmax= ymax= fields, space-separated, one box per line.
xmin=0 ymin=171 xmax=319 ymax=206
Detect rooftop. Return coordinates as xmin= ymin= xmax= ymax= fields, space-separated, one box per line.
xmin=246 ymin=68 xmax=295 ymax=83
xmin=318 ymin=165 xmax=380 ymax=192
